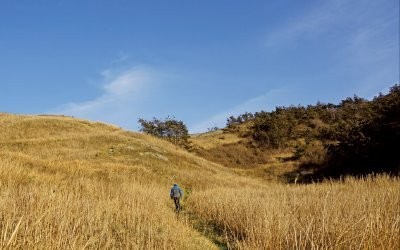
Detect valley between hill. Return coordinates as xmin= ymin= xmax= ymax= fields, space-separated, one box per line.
xmin=0 ymin=113 xmax=399 ymax=249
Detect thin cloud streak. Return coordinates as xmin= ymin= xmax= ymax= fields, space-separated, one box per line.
xmin=190 ymin=87 xmax=293 ymax=133
xmin=265 ymin=1 xmax=343 ymax=47
xmin=264 ymin=0 xmax=383 ymax=47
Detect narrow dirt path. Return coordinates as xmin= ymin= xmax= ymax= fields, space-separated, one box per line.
xmin=174 ymin=194 xmax=229 ymax=250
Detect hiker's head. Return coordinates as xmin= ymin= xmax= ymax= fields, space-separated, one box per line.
xmin=173 ymin=183 xmax=178 ymax=186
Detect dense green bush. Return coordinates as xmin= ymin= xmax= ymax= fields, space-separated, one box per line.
xmin=138 ymin=117 xmax=190 ymax=148
xmin=322 ymin=84 xmax=400 ymax=176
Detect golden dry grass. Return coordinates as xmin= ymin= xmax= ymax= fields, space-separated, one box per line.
xmin=191 ymin=130 xmax=277 ymax=170
xmin=0 ymin=113 xmax=399 ymax=249
xmin=0 ymin=114 xmax=224 ymax=249
xmin=0 ymin=156 xmax=219 ymax=249
xmin=187 ymin=175 xmax=400 ymax=249
xmin=190 ymin=130 xmax=242 ymax=150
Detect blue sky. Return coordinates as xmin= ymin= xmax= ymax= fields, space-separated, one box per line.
xmin=1 ymin=0 xmax=399 ymax=133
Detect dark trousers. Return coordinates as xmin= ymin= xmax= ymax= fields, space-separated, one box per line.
xmin=173 ymin=197 xmax=181 ymax=211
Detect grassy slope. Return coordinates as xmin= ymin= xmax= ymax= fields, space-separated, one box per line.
xmin=0 ymin=113 xmax=255 ymax=249
xmin=190 ymin=129 xmax=298 ymax=182
xmin=1 ymin=114 xmax=399 ymax=249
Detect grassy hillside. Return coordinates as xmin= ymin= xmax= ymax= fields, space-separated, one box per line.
xmin=190 ymin=129 xmax=298 ymax=182
xmin=0 ymin=113 xmax=241 ymax=249
xmin=0 ymin=113 xmax=399 ymax=249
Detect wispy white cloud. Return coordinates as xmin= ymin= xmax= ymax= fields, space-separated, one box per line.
xmin=266 ymin=0 xmax=397 ymax=53
xmin=53 ymin=65 xmax=158 ymax=129
xmin=268 ymin=0 xmax=390 ymax=45
xmin=102 ymin=67 xmax=151 ymax=98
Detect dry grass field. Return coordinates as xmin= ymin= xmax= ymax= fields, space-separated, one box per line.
xmin=188 ymin=175 xmax=400 ymax=249
xmin=0 ymin=113 xmax=399 ymax=249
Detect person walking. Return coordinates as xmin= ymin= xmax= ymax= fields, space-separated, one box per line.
xmin=170 ymin=183 xmax=183 ymax=212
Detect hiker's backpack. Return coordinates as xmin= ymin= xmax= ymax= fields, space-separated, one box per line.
xmin=171 ymin=186 xmax=181 ymax=198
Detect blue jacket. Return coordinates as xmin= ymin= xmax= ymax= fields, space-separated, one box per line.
xmin=170 ymin=184 xmax=183 ymax=198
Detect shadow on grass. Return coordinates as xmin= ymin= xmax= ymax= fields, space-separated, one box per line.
xmin=282 ymin=163 xmax=400 ymax=184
